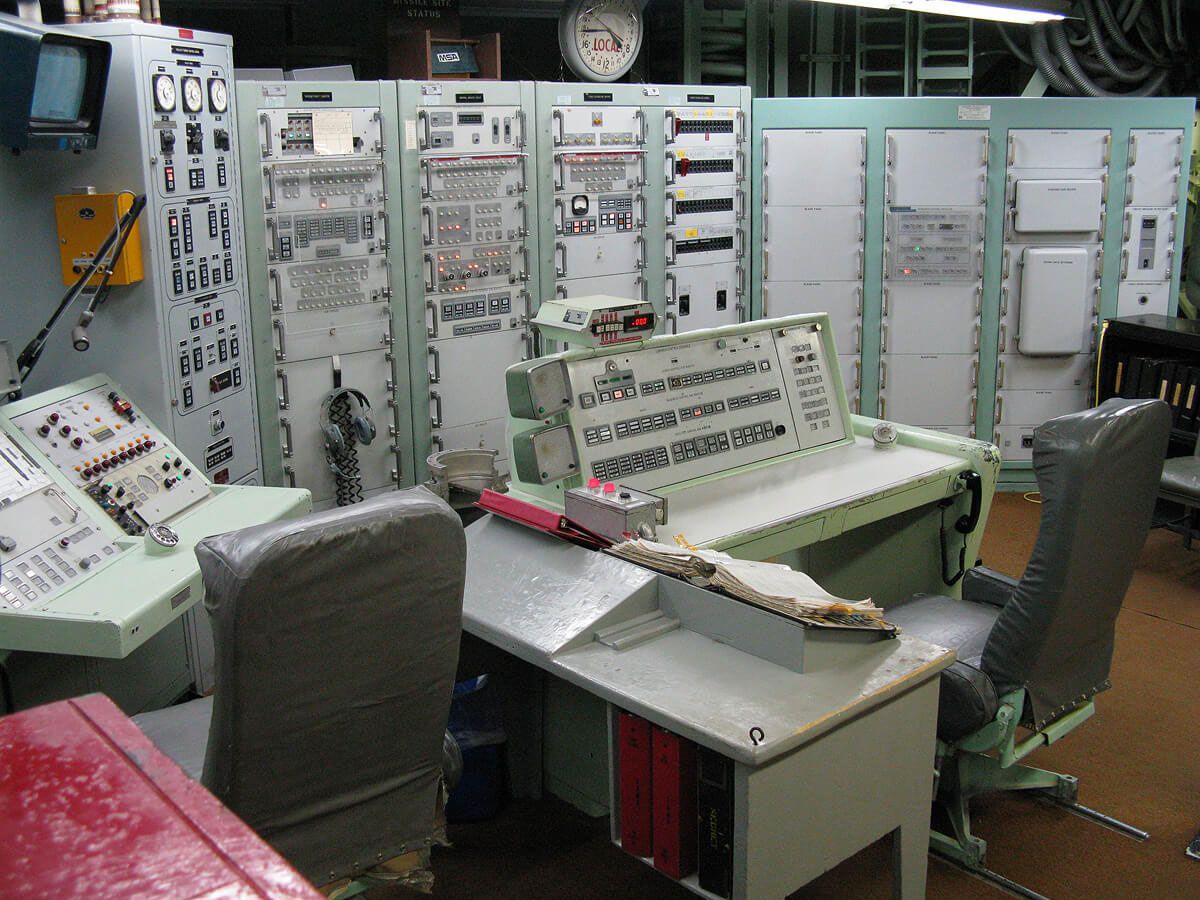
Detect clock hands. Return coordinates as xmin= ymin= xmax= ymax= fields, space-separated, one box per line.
xmin=580 ymin=26 xmax=623 ymax=51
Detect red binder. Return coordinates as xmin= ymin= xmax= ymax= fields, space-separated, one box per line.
xmin=618 ymin=711 xmax=653 ymax=857
xmin=652 ymin=727 xmax=698 ymax=879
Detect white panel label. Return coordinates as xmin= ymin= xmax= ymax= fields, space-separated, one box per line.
xmin=405 ymin=119 xmax=417 ymax=150
xmin=958 ymin=104 xmax=992 ymax=121
xmin=311 ymin=110 xmax=354 ymax=156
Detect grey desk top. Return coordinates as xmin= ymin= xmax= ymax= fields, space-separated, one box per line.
xmin=463 ymin=516 xmax=954 ymax=766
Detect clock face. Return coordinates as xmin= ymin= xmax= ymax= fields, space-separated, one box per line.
xmin=564 ymin=0 xmax=643 ymax=81
xmin=208 ymin=78 xmax=228 ymax=114
xmin=152 ymin=74 xmax=176 ymax=112
xmin=181 ymin=76 xmax=203 ymax=114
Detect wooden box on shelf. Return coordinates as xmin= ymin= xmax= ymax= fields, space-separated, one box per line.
xmin=389 ymin=29 xmax=501 ymax=80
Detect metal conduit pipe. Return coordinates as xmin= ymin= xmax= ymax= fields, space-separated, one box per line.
xmin=996 ymin=23 xmax=1033 ymax=67
xmin=1082 ymin=0 xmax=1156 ymax=82
xmin=1031 ymin=25 xmax=1079 ymax=94
xmin=1049 ymin=20 xmax=1169 ymax=96
xmin=1096 ymin=0 xmax=1158 ymax=65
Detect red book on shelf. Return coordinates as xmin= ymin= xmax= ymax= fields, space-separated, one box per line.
xmin=652 ymin=726 xmax=698 ymax=879
xmin=618 ymin=711 xmax=653 ymax=857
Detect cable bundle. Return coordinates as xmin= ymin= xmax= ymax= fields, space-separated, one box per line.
xmin=328 ymin=393 xmax=365 ymax=507
xmin=999 ymin=0 xmax=1188 ymax=96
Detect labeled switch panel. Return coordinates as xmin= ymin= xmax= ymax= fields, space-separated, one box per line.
xmin=420 ymin=105 xmax=523 ymax=151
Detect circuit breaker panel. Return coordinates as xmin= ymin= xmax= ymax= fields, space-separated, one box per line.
xmin=749 ymin=97 xmax=1193 ymax=487
xmin=880 ymin=129 xmax=989 ymax=437
xmin=0 ymin=23 xmax=262 ymax=487
xmin=399 ymin=81 xmax=537 ymax=478
xmin=238 ymin=81 xmax=411 ymax=508
xmin=760 ymin=129 xmax=866 ymax=411
xmin=997 ymin=129 xmax=1109 ymax=461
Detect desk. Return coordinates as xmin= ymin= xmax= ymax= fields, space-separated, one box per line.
xmin=0 ymin=693 xmax=322 ymax=899
xmin=462 ymin=516 xmax=954 ymax=899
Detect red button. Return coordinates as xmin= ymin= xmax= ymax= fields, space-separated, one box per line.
xmin=603 ymin=482 xmax=616 ymax=494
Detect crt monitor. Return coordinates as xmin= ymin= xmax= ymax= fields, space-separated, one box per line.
xmin=0 ymin=14 xmax=111 ymax=152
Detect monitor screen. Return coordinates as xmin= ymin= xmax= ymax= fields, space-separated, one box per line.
xmin=30 ymin=43 xmax=88 ymax=123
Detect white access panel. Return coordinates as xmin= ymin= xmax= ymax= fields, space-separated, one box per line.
xmin=883 ymin=284 xmax=980 ymax=356
xmin=762 ymin=283 xmax=862 ymax=356
xmin=1126 ymin=129 xmax=1185 ymax=208
xmin=276 ymin=350 xmax=396 ymax=504
xmin=553 ymin=106 xmax=643 ymax=149
xmin=558 ymin=232 xmax=641 ymax=280
xmin=670 ymin=262 xmax=743 ymax=332
xmin=998 ymin=388 xmax=1089 ymax=429
xmin=556 ymin=272 xmax=644 ymax=304
xmin=1007 ymin=129 xmax=1110 ymax=169
xmin=763 ymin=207 xmax=864 ymax=282
xmin=997 ymin=353 xmax=1092 ymax=392
xmin=1017 ymin=247 xmax=1091 ymax=356
xmin=879 ymin=354 xmax=976 ymax=427
xmin=762 ymin=129 xmax=866 ymax=207
xmin=1013 ymin=180 xmax=1104 ymax=233
xmin=886 ymin=129 xmax=988 ymax=206
xmin=429 ymin=330 xmax=526 ymax=430
xmin=1117 ymin=283 xmax=1171 ymax=317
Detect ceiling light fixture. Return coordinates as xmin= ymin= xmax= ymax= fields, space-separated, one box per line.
xmin=808 ymin=0 xmax=1069 ymax=24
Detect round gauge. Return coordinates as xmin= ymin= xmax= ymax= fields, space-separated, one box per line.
xmin=208 ymin=78 xmax=228 ymax=114
xmin=152 ymin=74 xmax=176 ymax=112
xmin=181 ymin=76 xmax=203 ymax=113
xmin=558 ymin=0 xmax=643 ymax=83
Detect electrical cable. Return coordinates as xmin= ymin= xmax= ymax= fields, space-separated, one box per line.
xmin=1095 ymin=0 xmax=1159 ymax=67
xmin=1031 ymin=24 xmax=1079 ymax=95
xmin=328 ymin=393 xmax=365 ymax=507
xmin=1048 ymin=20 xmax=1168 ymax=97
xmin=996 ymin=23 xmax=1033 ymax=66
xmin=939 ymin=502 xmax=970 ymax=587
xmin=1082 ymin=0 xmax=1156 ymax=82
xmin=71 ymin=193 xmax=147 ymax=351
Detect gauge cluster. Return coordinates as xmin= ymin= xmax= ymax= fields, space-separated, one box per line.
xmin=147 ymin=63 xmax=234 ymax=205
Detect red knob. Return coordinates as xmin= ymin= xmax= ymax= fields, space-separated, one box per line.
xmin=72 ymin=437 xmax=84 ymax=448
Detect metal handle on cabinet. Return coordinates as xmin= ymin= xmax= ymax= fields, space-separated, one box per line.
xmin=736 ymin=227 xmax=745 ymax=260
xmin=272 ymin=318 xmax=286 ymax=361
xmin=763 ymin=173 xmax=769 ymax=206
xmin=516 ymin=108 xmax=527 ymax=148
xmin=259 ymin=113 xmax=274 ymax=158
xmin=735 ymin=148 xmax=745 ymax=183
xmin=634 ymin=109 xmax=646 ymax=145
xmin=857 ymin=248 xmax=864 ymax=279
xmin=1123 ymin=210 xmax=1132 ymax=242
xmin=1165 ymin=248 xmax=1174 ymax=282
xmin=735 ymin=109 xmax=745 ymax=144
xmin=516 ymin=198 xmax=529 ymax=239
xmin=421 ymin=207 xmax=434 ymax=246
xmin=423 ymin=254 xmax=435 ymax=291
xmin=1007 ymin=134 xmax=1015 ymax=166
xmin=860 ymin=133 xmax=867 ymax=165
xmin=428 ymin=345 xmax=441 ymax=383
xmin=970 ymin=396 xmax=977 ymax=423
xmin=636 ymin=193 xmax=647 ymax=228
xmin=373 ymin=109 xmax=387 ymax=153
xmin=1125 ymin=173 xmax=1135 ymax=206
xmin=426 ymin=298 xmax=439 ymax=339
xmin=556 ymin=284 xmax=568 ymax=300
xmin=518 ymin=245 xmax=530 ymax=283
xmin=762 ymin=248 xmax=769 ymax=281
xmin=665 ymin=311 xmax=678 ymax=334
xmin=975 ymin=247 xmax=984 ymax=279
xmin=555 ymin=241 xmax=567 ymax=277
xmin=517 ymin=153 xmax=528 ymax=195
xmin=1002 ymin=249 xmax=1010 ymax=280
xmin=280 ymin=417 xmax=294 ymax=458
xmin=636 ymin=234 xmax=647 ymax=269
xmin=999 ymin=323 xmax=1007 ymax=352
xmin=419 ymin=159 xmax=432 ymax=199
xmin=886 ymin=134 xmax=896 ymax=167
xmin=980 ymin=134 xmax=989 ymax=166
xmin=665 ymin=192 xmax=676 ymax=225
xmin=998 ymin=359 xmax=1006 ymax=388
xmin=880 ymin=360 xmax=887 ymax=390
xmin=854 ymin=323 xmax=862 ymax=353
xmin=663 ymin=233 xmax=675 ymax=266
xmin=1102 ymin=131 xmax=1111 ymax=165
xmin=856 ymin=285 xmax=864 ymax=316
xmin=1000 ymin=286 xmax=1009 ymax=317
xmin=880 ymin=323 xmax=888 ymax=353
xmin=857 ymin=209 xmax=865 ymax=242
xmin=269 ymin=268 xmax=283 ymax=311
xmin=283 ymin=466 xmax=296 ymax=488
xmin=762 ymin=133 xmax=769 ymax=167
xmin=971 ymin=360 xmax=979 ymax=388
xmin=762 ymin=285 xmax=770 ymax=315
xmin=664 ymin=110 xmax=677 ymax=145
xmin=665 ymin=150 xmax=676 ymax=185
xmin=417 ymin=110 xmax=430 ymax=151
xmin=994 ymin=396 xmax=1004 ymax=425
xmin=430 ymin=391 xmax=443 ymax=428
xmin=1120 ymin=248 xmax=1129 ymax=279
xmin=880 ymin=397 xmax=887 ymax=419
xmin=636 ymin=151 xmax=646 ymax=188
xmin=431 ymin=435 xmax=444 ymax=453
xmin=1128 ymin=134 xmax=1138 ymax=166
xmin=854 ymin=359 xmax=862 ymax=389
xmin=263 ymin=166 xmax=277 ymax=211
xmin=276 ymin=368 xmax=290 ymax=409
xmin=978 ymin=174 xmax=987 ymax=203
xmin=974 ymin=285 xmax=982 ymax=317
xmin=555 ymin=155 xmax=566 ymax=191
xmin=973 ymin=323 xmax=980 ymax=351
xmin=554 ymin=197 xmax=566 ymax=235
xmin=763 ymin=209 xmax=769 ymax=243
xmin=665 ymin=271 xmax=677 ymax=307
xmin=859 ymin=172 xmax=866 ymax=205
xmin=638 ymin=275 xmax=647 ymax=303
xmin=881 ymin=286 xmax=888 ymax=317
xmin=885 ymin=172 xmax=894 ymax=204
xmin=736 ymin=188 xmax=745 ymax=221
xmin=736 ymin=263 xmax=745 ymax=298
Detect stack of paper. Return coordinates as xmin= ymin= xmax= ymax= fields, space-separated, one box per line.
xmin=610 ymin=539 xmax=891 ymax=630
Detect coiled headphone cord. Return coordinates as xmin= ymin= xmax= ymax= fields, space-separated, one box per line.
xmin=329 ymin=393 xmax=365 ymax=506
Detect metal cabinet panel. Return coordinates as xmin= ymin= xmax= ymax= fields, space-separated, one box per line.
xmin=763 ymin=207 xmax=863 ymax=282
xmin=1007 ymin=129 xmax=1110 ymax=169
xmin=762 ymin=282 xmax=862 ymax=355
xmin=883 ymin=284 xmax=980 ymax=356
xmin=553 ymin=106 xmax=642 ymax=149
xmin=1126 ymin=129 xmax=1184 ymax=208
xmin=997 ymin=353 xmax=1091 ymax=392
xmin=886 ymin=129 xmax=988 ymax=207
xmin=558 ymin=232 xmax=641 ymax=280
xmin=556 ymin=272 xmax=644 ymax=303
xmin=1121 ymin=208 xmax=1177 ymax=282
xmin=879 ymin=354 xmax=976 ymax=427
xmin=762 ymin=129 xmax=866 ymax=207
xmin=428 ymin=330 xmax=527 ymax=430
xmin=669 ymin=262 xmax=743 ymax=332
xmin=664 ymin=106 xmax=741 ymax=149
xmin=1116 ymin=283 xmax=1170 ymax=317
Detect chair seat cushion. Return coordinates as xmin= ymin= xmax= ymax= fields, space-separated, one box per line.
xmin=887 ymin=594 xmax=1001 ymax=742
xmin=1160 ymin=457 xmax=1200 ymax=502
xmin=132 ymin=695 xmax=214 ymax=782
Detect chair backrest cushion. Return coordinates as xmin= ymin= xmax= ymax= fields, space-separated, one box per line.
xmin=980 ymin=398 xmax=1169 ymax=730
xmin=197 ymin=486 xmax=465 ymax=884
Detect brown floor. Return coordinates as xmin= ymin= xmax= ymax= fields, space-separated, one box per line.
xmin=391 ymin=493 xmax=1200 ymax=898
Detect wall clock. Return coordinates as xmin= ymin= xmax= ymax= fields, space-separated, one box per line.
xmin=559 ymin=0 xmax=644 ymax=83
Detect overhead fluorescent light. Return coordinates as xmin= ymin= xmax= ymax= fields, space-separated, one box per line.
xmin=808 ymin=0 xmax=1069 ymax=24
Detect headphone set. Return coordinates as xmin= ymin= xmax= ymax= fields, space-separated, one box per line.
xmin=319 ymin=386 xmax=377 ymax=479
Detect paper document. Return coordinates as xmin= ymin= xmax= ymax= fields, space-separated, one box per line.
xmin=610 ymin=539 xmax=890 ymax=630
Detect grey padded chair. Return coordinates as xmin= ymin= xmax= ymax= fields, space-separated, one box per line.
xmin=886 ymin=398 xmax=1170 ymax=872
xmin=1158 ymin=430 xmax=1200 ymax=548
xmin=134 ymin=487 xmax=466 ymax=887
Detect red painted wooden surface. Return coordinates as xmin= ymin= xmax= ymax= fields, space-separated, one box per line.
xmin=0 ymin=693 xmax=323 ymax=899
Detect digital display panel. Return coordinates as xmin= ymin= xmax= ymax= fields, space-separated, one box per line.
xmin=623 ymin=312 xmax=655 ymax=332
